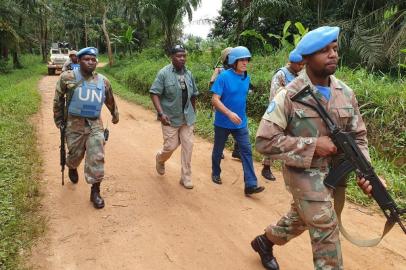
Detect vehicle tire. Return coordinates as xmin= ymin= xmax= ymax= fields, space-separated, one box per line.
xmin=48 ymin=68 xmax=55 ymax=75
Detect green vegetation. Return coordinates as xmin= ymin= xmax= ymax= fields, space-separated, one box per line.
xmin=0 ymin=55 xmax=44 ymax=269
xmin=213 ymin=1 xmax=406 ymax=72
xmin=2 ymin=1 xmax=405 ymax=72
xmin=100 ymin=48 xmax=405 ymax=209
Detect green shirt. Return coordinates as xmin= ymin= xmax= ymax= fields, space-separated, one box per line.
xmin=150 ymin=64 xmax=199 ymax=127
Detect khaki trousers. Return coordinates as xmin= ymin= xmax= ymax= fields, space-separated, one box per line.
xmin=157 ymin=124 xmax=194 ymax=182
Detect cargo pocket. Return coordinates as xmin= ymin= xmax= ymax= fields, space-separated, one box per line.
xmin=336 ymin=107 xmax=354 ymax=129
xmin=292 ymin=108 xmax=321 ymax=137
xmin=164 ymin=80 xmax=177 ymax=101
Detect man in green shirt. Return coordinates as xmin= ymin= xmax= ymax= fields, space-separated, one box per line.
xmin=150 ymin=45 xmax=199 ymax=189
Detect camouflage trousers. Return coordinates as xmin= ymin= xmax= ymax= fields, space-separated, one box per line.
xmin=265 ymin=166 xmax=343 ymax=270
xmin=66 ymin=116 xmax=105 ymax=184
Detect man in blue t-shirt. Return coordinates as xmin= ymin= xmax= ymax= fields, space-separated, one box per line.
xmin=210 ymin=46 xmax=264 ymax=196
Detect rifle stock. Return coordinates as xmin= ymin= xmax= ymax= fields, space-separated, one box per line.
xmin=291 ymin=86 xmax=406 ymax=234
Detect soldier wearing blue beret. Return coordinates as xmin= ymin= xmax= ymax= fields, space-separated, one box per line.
xmin=251 ymin=26 xmax=378 ymax=270
xmin=262 ymin=51 xmax=305 ymax=181
xmin=53 ymin=46 xmax=119 ymax=209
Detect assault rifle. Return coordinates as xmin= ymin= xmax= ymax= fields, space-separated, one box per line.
xmin=60 ymin=94 xmax=66 ymax=186
xmin=60 ymin=123 xmax=66 ymax=186
xmin=291 ymin=86 xmax=406 ymax=237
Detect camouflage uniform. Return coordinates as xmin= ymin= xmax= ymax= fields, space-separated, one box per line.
xmin=53 ymin=70 xmax=119 ymax=184
xmin=269 ymin=68 xmax=288 ymax=102
xmin=262 ymin=67 xmax=297 ymax=167
xmin=256 ymin=71 xmax=369 ymax=269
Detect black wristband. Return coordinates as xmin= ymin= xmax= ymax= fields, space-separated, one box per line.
xmin=157 ymin=112 xmax=163 ymax=117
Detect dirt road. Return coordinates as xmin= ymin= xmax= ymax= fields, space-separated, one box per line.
xmin=30 ymin=74 xmax=405 ymax=269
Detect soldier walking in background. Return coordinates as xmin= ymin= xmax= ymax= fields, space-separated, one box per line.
xmin=250 ymin=26 xmax=376 ymax=270
xmin=150 ymin=45 xmax=199 ymax=189
xmin=210 ymin=46 xmax=264 ymax=196
xmin=261 ymin=52 xmax=305 ymax=181
xmin=53 ymin=47 xmax=119 ymax=209
xmin=62 ymin=50 xmax=80 ymax=72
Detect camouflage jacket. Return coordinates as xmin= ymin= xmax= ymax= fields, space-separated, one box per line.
xmin=53 ymin=70 xmax=119 ymax=128
xmin=256 ymin=71 xmax=370 ymax=200
xmin=269 ymin=66 xmax=302 ymax=101
xmin=269 ymin=68 xmax=287 ymax=101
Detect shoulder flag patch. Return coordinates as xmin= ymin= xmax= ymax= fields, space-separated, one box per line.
xmin=266 ymin=101 xmax=276 ymax=114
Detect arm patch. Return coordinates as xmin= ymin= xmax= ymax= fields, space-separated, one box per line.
xmin=262 ymin=89 xmax=287 ymax=129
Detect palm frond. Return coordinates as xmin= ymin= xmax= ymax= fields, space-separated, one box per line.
xmin=244 ymin=0 xmax=290 ymax=23
xmin=351 ymin=27 xmax=385 ymax=69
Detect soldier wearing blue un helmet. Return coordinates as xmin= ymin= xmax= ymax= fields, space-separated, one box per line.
xmin=53 ymin=46 xmax=119 ymax=209
xmin=62 ymin=50 xmax=79 ymax=72
xmin=210 ymin=46 xmax=265 ymax=196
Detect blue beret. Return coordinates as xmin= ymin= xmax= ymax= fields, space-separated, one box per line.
xmin=288 ymin=51 xmax=302 ymax=63
xmin=77 ymin=47 xmax=98 ymax=58
xmin=290 ymin=26 xmax=340 ymax=62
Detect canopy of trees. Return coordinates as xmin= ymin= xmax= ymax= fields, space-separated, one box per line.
xmin=211 ymin=0 xmax=406 ymax=72
xmin=0 ymin=0 xmax=405 ymax=72
xmin=0 ymin=0 xmax=201 ymax=68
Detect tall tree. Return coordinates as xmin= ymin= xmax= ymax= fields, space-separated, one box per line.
xmin=145 ymin=0 xmax=201 ymax=53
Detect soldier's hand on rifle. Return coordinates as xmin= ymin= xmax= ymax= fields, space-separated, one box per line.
xmin=357 ymin=177 xmax=387 ymax=197
xmin=159 ymin=113 xmax=171 ymax=126
xmin=315 ymin=136 xmax=337 ymax=157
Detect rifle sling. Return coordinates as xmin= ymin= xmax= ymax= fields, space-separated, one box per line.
xmin=334 ymin=186 xmax=395 ymax=247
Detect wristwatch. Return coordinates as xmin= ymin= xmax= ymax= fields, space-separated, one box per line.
xmin=157 ymin=112 xmax=163 ymax=117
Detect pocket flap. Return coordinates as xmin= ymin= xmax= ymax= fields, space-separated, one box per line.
xmin=295 ymin=109 xmax=319 ymax=118
xmin=337 ymin=107 xmax=353 ymax=118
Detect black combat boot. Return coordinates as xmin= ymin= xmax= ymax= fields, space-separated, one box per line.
xmin=261 ymin=166 xmax=276 ymax=181
xmin=68 ymin=168 xmax=79 ymax=184
xmin=90 ymin=183 xmax=105 ymax=209
xmin=244 ymin=186 xmax=265 ymax=196
xmin=251 ymin=234 xmax=279 ymax=270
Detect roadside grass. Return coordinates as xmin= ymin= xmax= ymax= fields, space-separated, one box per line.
xmin=100 ymin=56 xmax=405 ymax=210
xmin=0 ymin=55 xmax=45 ymax=269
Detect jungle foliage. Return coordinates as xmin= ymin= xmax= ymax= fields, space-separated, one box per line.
xmin=211 ymin=0 xmax=406 ymax=72
xmin=0 ymin=0 xmax=201 ymax=68
xmin=1 ymin=0 xmax=405 ymax=72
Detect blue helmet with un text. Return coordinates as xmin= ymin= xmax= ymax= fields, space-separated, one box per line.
xmin=228 ymin=46 xmax=251 ymax=65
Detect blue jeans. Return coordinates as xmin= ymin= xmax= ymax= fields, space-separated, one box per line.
xmin=212 ymin=125 xmax=258 ymax=188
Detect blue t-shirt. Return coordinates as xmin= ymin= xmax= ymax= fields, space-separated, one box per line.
xmin=315 ymin=85 xmax=331 ymax=101
xmin=211 ymin=69 xmax=250 ymax=129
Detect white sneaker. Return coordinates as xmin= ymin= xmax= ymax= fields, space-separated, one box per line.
xmin=180 ymin=179 xmax=193 ymax=189
xmin=155 ymin=154 xmax=165 ymax=175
